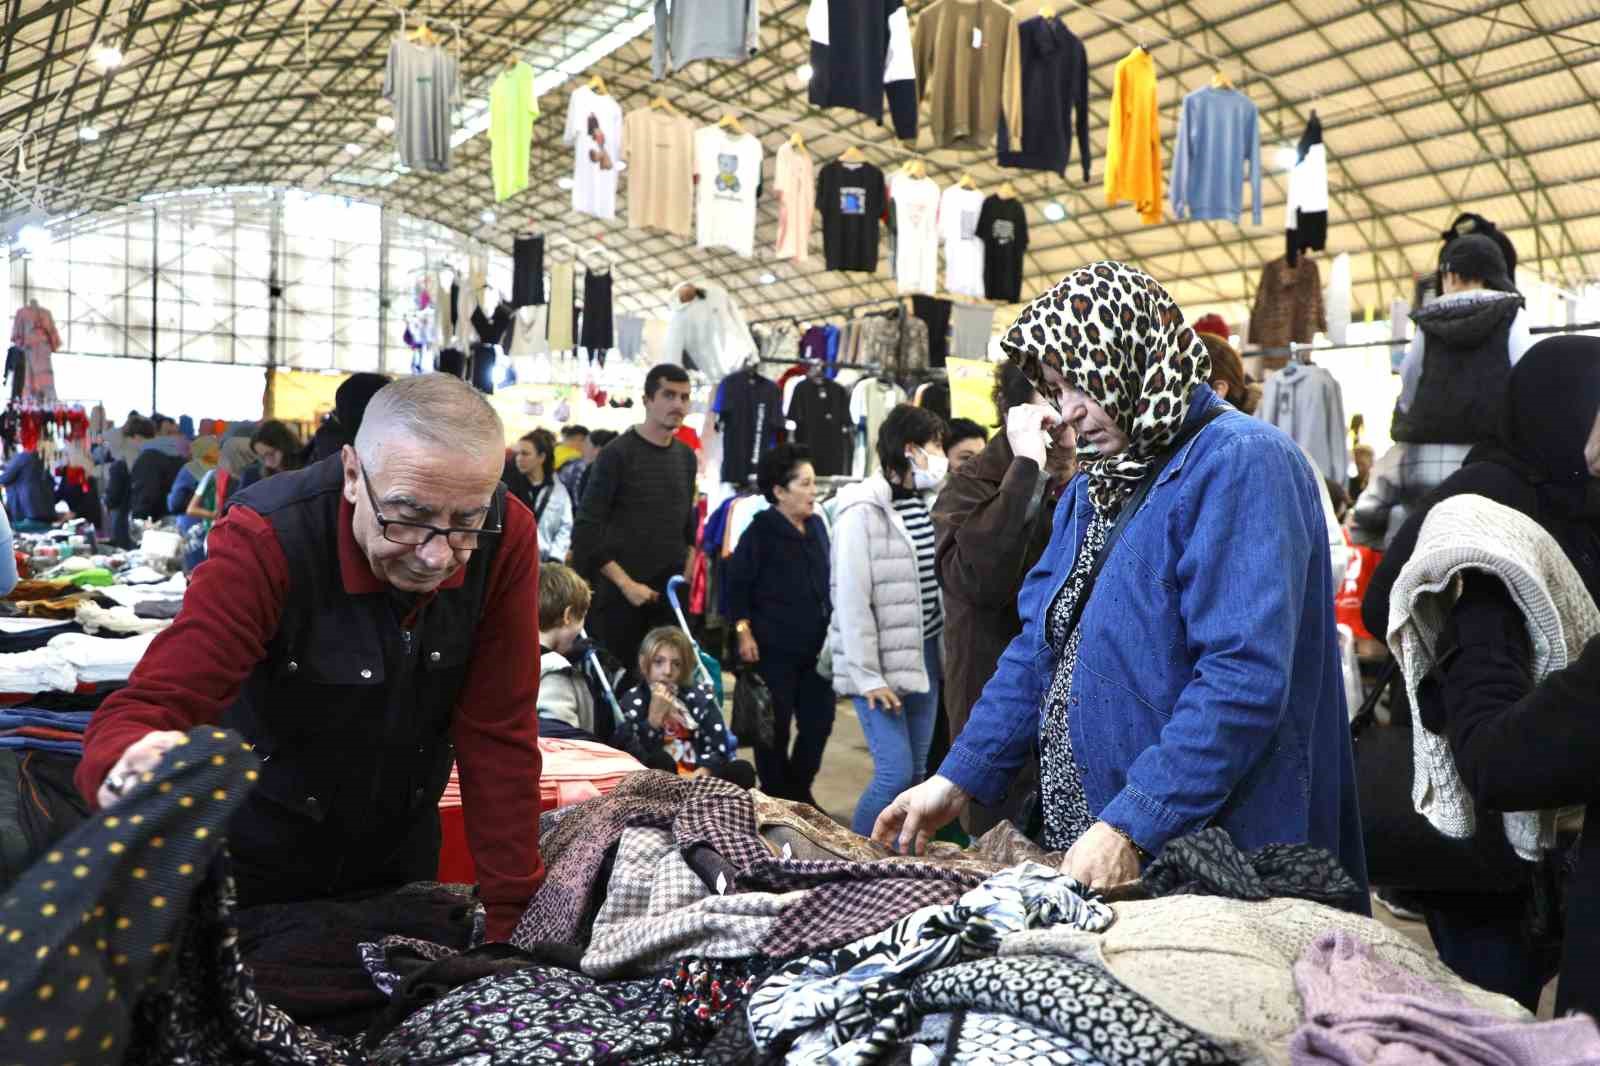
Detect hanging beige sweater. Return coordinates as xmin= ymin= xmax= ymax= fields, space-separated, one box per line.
xmin=911 ymin=0 xmax=1023 ymax=149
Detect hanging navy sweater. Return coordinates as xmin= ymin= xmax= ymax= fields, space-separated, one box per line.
xmin=997 ymin=16 xmax=1090 ymax=180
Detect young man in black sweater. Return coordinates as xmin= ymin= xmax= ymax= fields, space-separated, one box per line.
xmin=570 ymin=364 xmax=698 ymax=681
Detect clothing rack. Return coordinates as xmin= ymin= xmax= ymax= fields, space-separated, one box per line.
xmin=748 ymin=297 xmax=910 ymax=329
xmin=1245 ymin=320 xmax=1600 ymax=361
xmin=755 ymin=357 xmax=885 ymax=374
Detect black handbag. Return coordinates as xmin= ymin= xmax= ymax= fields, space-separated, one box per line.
xmin=1352 ymin=662 xmax=1529 ymax=892
xmin=732 ymin=669 xmax=777 ymax=749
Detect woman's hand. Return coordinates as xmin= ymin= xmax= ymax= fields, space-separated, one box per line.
xmin=738 ymin=631 xmax=760 ymax=664
xmin=872 ymin=776 xmax=971 ymax=855
xmin=1006 ymin=403 xmax=1060 ymax=467
xmin=862 ymin=687 xmax=903 ymax=715
xmin=1060 ymin=821 xmax=1142 ymax=890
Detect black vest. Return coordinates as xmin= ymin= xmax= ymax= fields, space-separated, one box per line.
xmin=219 ymin=457 xmax=503 ymax=902
xmin=1391 ymin=295 xmax=1520 ymax=445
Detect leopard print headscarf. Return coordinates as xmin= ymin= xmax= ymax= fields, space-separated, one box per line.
xmin=1000 ymin=262 xmax=1211 ymax=516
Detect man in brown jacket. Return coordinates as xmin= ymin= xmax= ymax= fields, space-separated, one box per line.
xmin=932 ymin=363 xmax=1075 ymax=834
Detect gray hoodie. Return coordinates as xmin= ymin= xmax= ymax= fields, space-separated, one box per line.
xmin=1257 ymin=363 xmax=1348 ymax=484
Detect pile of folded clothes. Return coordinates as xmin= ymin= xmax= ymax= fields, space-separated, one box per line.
xmin=0 ymin=568 xmax=185 ymax=890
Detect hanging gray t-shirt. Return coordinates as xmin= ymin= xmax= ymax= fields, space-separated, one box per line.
xmin=652 ymin=0 xmax=761 ymax=79
xmin=951 ymin=302 xmax=997 ymax=360
xmin=383 ymin=37 xmax=459 ymax=173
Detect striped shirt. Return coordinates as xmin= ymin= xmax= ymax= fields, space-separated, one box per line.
xmin=892 ymin=494 xmax=943 ymax=640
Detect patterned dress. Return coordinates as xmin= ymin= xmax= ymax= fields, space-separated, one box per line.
xmin=1038 ymin=510 xmax=1111 ymax=851
xmin=9 ymin=304 xmax=61 ymax=402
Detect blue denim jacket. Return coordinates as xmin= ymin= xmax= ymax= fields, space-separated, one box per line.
xmin=941 ymin=385 xmax=1368 ymax=890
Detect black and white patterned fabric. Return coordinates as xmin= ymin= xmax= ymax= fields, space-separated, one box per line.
xmin=748 ymin=863 xmax=1113 ymax=1066
xmin=1132 ymin=826 xmax=1365 ymax=912
xmin=1039 ymin=510 xmax=1112 ymax=851
xmin=948 ymin=1012 xmax=1111 ymax=1066
xmin=370 ymin=964 xmax=698 ymax=1065
xmin=908 ymin=956 xmax=1236 ymax=1066
xmin=891 ymin=494 xmax=943 ymax=640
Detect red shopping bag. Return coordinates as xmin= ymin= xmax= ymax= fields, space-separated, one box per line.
xmin=1336 ymin=534 xmax=1381 ymax=642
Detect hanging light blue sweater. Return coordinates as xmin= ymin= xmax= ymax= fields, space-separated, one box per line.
xmin=1169 ymin=86 xmax=1263 ymax=224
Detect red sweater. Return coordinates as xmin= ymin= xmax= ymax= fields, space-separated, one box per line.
xmin=76 ymin=492 xmax=544 ymax=940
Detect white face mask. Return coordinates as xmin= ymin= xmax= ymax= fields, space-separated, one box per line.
xmin=909 ymin=448 xmax=949 ymax=491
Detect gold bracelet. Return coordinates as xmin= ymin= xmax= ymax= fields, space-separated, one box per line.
xmin=1107 ymin=823 xmax=1150 ymax=860
xmin=734 ymin=621 xmax=752 ymax=635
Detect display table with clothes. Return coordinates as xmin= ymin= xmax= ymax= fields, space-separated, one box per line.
xmin=6 ymin=741 xmax=1586 ymax=1065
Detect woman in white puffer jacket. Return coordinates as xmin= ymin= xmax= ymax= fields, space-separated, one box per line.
xmin=829 ymin=405 xmax=949 ymax=836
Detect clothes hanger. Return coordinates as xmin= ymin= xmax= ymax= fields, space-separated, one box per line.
xmin=408 ymin=13 xmax=438 ymax=45
xmin=649 ymin=95 xmax=680 ymax=115
xmin=717 ymin=112 xmax=746 ymax=135
xmin=788 ymin=131 xmax=808 ymax=152
xmin=1039 ymin=4 xmax=1056 ymax=16
xmin=588 ymin=73 xmax=609 ymax=96
xmin=1211 ymin=67 xmax=1234 ymax=89
xmin=958 ymin=172 xmax=978 ymax=190
xmin=840 ymin=145 xmax=866 ymax=163
xmin=996 ymin=181 xmax=1017 ymax=199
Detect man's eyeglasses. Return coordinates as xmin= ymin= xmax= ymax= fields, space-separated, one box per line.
xmin=359 ymin=466 xmax=502 ymax=551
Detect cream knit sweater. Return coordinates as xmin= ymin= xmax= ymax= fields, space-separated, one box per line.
xmin=1386 ymin=493 xmax=1599 ymax=859
xmin=1001 ymin=895 xmax=1529 ymax=1066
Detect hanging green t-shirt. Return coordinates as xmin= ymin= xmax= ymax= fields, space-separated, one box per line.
xmin=489 ymin=62 xmax=540 ymax=202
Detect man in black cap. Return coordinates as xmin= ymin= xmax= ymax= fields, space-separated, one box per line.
xmin=302 ymin=372 xmax=393 ymax=465
xmin=1392 ymin=231 xmax=1532 ymax=446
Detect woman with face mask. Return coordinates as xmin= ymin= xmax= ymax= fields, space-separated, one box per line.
xmin=827 ymin=404 xmax=950 ymax=835
xmin=874 ymin=262 xmax=1367 ymax=904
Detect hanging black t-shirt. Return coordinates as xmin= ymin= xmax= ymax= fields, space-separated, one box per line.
xmin=977 ymin=195 xmax=1029 ymax=302
xmin=786 ymin=377 xmax=854 ymax=476
xmin=716 ymin=369 xmax=783 ymax=485
xmin=911 ymin=295 xmax=952 ymax=368
xmin=816 ymin=161 xmax=887 ymax=273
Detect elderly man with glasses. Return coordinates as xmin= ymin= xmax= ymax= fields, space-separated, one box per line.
xmin=77 ymin=373 xmax=544 ymax=946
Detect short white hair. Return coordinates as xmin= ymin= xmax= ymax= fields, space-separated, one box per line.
xmin=355 ymin=374 xmax=504 ymax=469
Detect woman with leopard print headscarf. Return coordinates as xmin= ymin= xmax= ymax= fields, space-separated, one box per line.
xmin=875 ymin=262 xmax=1368 ymax=904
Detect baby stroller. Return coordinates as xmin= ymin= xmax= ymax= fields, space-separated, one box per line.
xmin=666 ymin=575 xmax=735 ymax=757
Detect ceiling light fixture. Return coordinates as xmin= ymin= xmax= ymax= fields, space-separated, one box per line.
xmin=480 ymin=209 xmax=497 ymax=224
xmin=758 ymin=272 xmax=778 ymax=285
xmin=344 ymin=142 xmax=362 ymax=155
xmin=92 ymin=45 xmax=123 ymax=70
xmin=1041 ymin=200 xmax=1067 ymax=222
xmin=796 ymin=63 xmax=813 ymax=83
xmin=376 ymin=115 xmax=396 ymax=134
xmin=77 ymin=125 xmax=101 ymax=142
xmin=558 ymin=176 xmax=574 ymax=191
xmin=17 ymin=225 xmax=52 ymax=255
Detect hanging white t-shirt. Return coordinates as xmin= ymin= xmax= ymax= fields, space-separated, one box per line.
xmin=563 ymin=86 xmax=625 ymax=220
xmin=890 ymin=173 xmax=941 ymax=295
xmin=694 ymin=126 xmax=763 ymax=258
xmin=940 ymin=184 xmax=986 ymax=298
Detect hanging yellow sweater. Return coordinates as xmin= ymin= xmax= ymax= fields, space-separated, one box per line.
xmin=1105 ymin=48 xmax=1163 ymax=225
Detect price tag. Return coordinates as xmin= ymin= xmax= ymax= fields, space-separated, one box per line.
xmin=972 ymin=27 xmax=983 ymax=48
xmin=716 ymin=872 xmax=728 ymax=895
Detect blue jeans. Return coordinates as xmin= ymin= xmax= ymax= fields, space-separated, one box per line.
xmin=852 ymin=636 xmax=942 ymax=836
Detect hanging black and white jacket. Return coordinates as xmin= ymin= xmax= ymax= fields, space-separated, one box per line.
xmin=1285 ymin=112 xmax=1328 ymax=265
xmin=807 ymin=0 xmax=918 ymax=141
